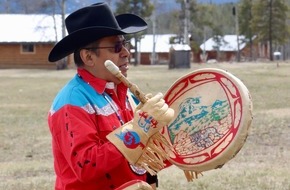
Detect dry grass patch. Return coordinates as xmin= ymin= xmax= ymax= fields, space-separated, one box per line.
xmin=0 ymin=62 xmax=289 ymax=190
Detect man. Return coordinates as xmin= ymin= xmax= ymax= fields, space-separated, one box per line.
xmin=48 ymin=2 xmax=173 ymax=190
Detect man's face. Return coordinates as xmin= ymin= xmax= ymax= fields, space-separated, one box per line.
xmin=82 ymin=35 xmax=131 ymax=83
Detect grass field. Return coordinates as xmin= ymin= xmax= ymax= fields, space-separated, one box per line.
xmin=0 ymin=62 xmax=289 ymax=190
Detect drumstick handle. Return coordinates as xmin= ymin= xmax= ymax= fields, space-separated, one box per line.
xmin=104 ymin=60 xmax=148 ymax=104
xmin=105 ymin=60 xmax=175 ymax=126
xmin=114 ymin=71 xmax=148 ymax=104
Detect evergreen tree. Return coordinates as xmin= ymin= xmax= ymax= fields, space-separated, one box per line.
xmin=252 ymin=0 xmax=289 ymax=61
xmin=115 ymin=0 xmax=154 ymax=66
xmin=189 ymin=1 xmax=211 ymax=51
xmin=239 ymin=0 xmax=255 ymax=61
xmin=176 ymin=0 xmax=236 ymax=60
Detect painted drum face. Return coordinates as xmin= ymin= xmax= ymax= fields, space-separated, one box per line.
xmin=161 ymin=68 xmax=253 ymax=172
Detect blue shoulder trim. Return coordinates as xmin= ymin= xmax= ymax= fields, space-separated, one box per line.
xmin=50 ymin=75 xmax=107 ymax=113
xmin=128 ymin=90 xmax=140 ymax=105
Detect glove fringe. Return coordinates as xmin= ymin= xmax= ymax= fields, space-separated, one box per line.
xmin=137 ymin=132 xmax=172 ymax=175
xmin=183 ymin=170 xmax=203 ymax=182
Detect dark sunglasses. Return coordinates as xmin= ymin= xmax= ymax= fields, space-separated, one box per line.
xmin=83 ymin=40 xmax=130 ymax=53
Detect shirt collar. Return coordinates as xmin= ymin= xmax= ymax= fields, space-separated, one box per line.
xmin=77 ymin=68 xmax=127 ymax=94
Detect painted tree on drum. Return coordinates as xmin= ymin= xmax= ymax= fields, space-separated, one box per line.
xmin=168 ymin=96 xmax=231 ymax=154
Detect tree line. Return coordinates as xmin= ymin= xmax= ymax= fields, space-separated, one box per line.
xmin=2 ymin=0 xmax=290 ymax=61
xmin=173 ymin=0 xmax=290 ymax=61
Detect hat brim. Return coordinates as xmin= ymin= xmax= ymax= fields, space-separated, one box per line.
xmin=48 ymin=14 xmax=147 ymax=62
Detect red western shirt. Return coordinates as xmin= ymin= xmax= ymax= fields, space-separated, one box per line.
xmin=48 ymin=68 xmax=146 ymax=190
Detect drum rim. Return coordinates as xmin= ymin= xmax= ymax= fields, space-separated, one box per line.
xmin=162 ymin=68 xmax=253 ymax=172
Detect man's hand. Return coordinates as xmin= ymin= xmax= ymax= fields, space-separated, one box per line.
xmin=107 ymin=93 xmax=174 ymax=174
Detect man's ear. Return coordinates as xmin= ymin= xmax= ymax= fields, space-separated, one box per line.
xmin=80 ymin=49 xmax=94 ymax=66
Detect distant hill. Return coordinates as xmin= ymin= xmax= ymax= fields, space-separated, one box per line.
xmin=198 ymin=0 xmax=239 ymax=3
xmin=0 ymin=0 xmax=240 ymax=14
xmin=65 ymin=0 xmax=240 ymax=15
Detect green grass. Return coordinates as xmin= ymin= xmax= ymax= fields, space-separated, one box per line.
xmin=0 ymin=62 xmax=289 ymax=190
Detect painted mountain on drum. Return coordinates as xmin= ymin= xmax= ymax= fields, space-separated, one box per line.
xmin=168 ymin=97 xmax=231 ymax=150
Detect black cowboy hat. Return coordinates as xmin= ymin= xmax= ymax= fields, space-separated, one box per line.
xmin=48 ymin=2 xmax=147 ymax=62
